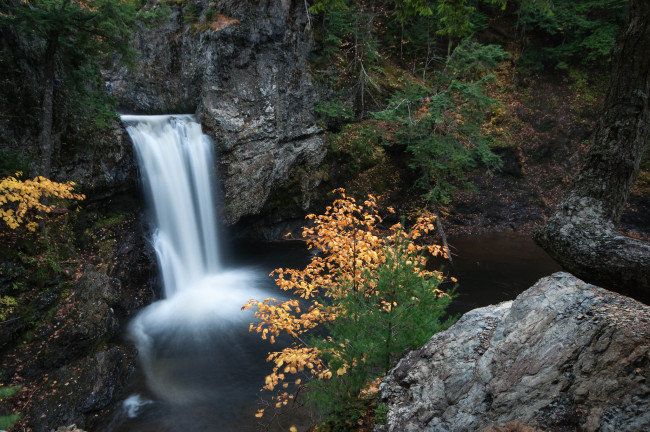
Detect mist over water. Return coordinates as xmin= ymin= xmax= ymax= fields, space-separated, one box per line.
xmin=121 ymin=115 xmax=274 ymax=414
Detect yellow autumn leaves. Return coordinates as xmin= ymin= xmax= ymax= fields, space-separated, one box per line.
xmin=0 ymin=172 xmax=84 ymax=232
xmin=245 ymin=189 xmax=451 ymax=417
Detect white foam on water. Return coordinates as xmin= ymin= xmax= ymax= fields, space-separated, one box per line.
xmin=122 ymin=394 xmax=153 ymax=418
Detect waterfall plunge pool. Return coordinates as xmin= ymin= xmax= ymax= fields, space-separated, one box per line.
xmin=114 ymin=115 xmax=314 ymax=431
xmin=109 ymin=241 xmax=312 ymax=432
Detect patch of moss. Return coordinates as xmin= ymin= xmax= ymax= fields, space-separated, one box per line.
xmin=90 ymin=213 xmax=127 ymax=231
xmin=18 ymin=329 xmax=36 ymax=347
xmin=0 ymin=296 xmax=17 ymax=321
xmin=0 ymin=385 xmax=21 ymax=399
xmin=0 ymin=385 xmax=22 ymax=430
xmin=0 ymin=413 xmax=21 ymax=429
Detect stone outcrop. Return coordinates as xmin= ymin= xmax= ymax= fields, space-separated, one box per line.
xmin=379 ymin=272 xmax=650 ymax=432
xmin=0 ymin=212 xmax=157 ymax=431
xmin=107 ymin=0 xmax=326 ymax=224
xmin=27 ymin=346 xmax=134 ymax=432
xmin=55 ymin=123 xmax=137 ymax=197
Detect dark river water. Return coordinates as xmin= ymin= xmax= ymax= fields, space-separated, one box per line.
xmin=435 ymin=232 xmax=563 ymax=315
xmin=106 ymin=232 xmax=561 ymax=432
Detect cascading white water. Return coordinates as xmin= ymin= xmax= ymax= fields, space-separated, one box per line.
xmin=120 ymin=115 xmax=274 ymax=409
xmin=122 ymin=114 xmax=220 ymax=297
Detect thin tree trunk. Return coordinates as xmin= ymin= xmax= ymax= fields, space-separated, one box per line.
xmin=433 ymin=213 xmax=452 ymax=264
xmin=534 ymin=0 xmax=650 ymax=303
xmin=39 ymin=33 xmax=58 ymax=177
xmin=421 ymin=167 xmax=453 ymax=263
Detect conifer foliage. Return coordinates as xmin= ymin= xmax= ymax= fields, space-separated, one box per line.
xmin=0 ymin=0 xmax=141 ymax=175
xmin=370 ymin=41 xmax=508 ymax=204
xmin=244 ymin=190 xmax=456 ymax=425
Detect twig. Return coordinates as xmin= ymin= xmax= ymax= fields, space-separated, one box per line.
xmin=0 ymin=317 xmax=21 ymax=326
xmin=303 ymin=0 xmax=312 ymax=31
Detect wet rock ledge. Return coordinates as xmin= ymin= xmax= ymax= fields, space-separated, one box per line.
xmin=379 ymin=272 xmax=650 ymax=432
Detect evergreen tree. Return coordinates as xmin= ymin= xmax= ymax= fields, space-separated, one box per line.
xmin=370 ymin=41 xmax=507 ymax=205
xmin=516 ymin=0 xmax=628 ymax=70
xmin=0 ymin=0 xmax=140 ymax=176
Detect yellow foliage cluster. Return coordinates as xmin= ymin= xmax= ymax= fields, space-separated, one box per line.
xmin=244 ymin=189 xmax=449 ymax=416
xmin=0 ymin=296 xmax=17 ymax=321
xmin=0 ymin=172 xmax=85 ymax=232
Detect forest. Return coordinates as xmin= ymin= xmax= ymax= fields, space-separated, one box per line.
xmin=0 ymin=0 xmax=648 ymax=431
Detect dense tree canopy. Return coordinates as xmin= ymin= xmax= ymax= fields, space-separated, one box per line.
xmin=0 ymin=0 xmax=141 ymax=176
xmin=309 ymin=0 xmax=627 ymax=208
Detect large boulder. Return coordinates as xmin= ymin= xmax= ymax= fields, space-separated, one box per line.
xmin=379 ymin=272 xmax=650 ymax=432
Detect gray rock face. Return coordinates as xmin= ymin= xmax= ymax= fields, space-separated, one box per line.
xmin=380 ymin=272 xmax=650 ymax=432
xmin=34 ymin=269 xmax=121 ymax=371
xmin=29 ymin=346 xmax=134 ymax=432
xmin=55 ymin=123 xmax=137 ymax=196
xmin=107 ymin=0 xmax=325 ymax=224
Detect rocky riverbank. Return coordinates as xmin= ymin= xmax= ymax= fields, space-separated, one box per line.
xmin=0 ymin=201 xmax=157 ymax=432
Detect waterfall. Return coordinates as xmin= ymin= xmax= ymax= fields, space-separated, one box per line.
xmin=122 ymin=114 xmax=220 ymax=296
xmin=121 ymin=115 xmax=272 ymax=408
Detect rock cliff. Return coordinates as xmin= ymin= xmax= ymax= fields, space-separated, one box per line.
xmin=107 ymin=0 xmax=325 ymax=224
xmin=0 ymin=209 xmax=157 ymax=431
xmin=1 ymin=0 xmax=325 ymax=226
xmin=379 ymin=272 xmax=650 ymax=432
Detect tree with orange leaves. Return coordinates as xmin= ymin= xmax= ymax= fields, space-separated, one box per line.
xmin=244 ymin=189 xmax=456 ymax=426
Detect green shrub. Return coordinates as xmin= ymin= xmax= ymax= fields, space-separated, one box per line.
xmin=0 ymin=413 xmax=21 ymax=430
xmin=0 ymin=385 xmax=22 ymax=430
xmin=517 ymin=0 xmax=628 ymax=70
